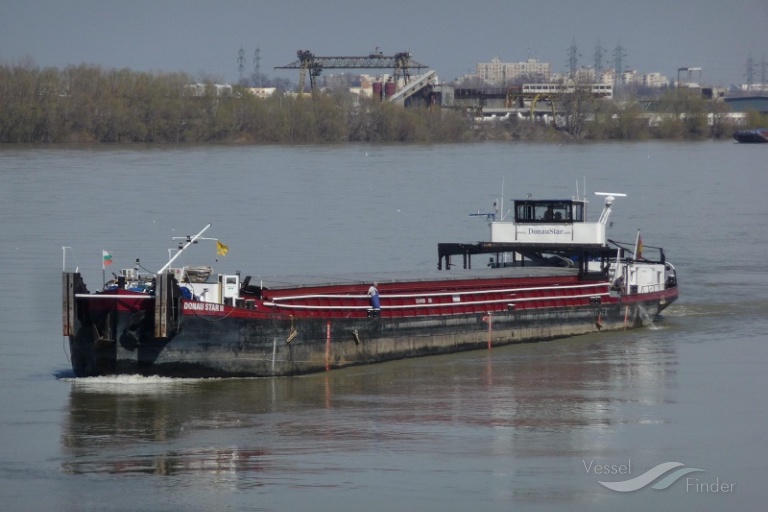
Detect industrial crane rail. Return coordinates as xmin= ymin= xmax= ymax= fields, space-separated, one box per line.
xmin=275 ymin=49 xmax=428 ymax=92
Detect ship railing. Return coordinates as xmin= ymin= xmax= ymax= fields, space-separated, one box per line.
xmin=266 ymin=298 xmax=511 ymax=311
xmin=267 ymin=282 xmax=609 ymax=303
xmin=263 ymin=282 xmax=611 ymax=311
xmin=664 ymin=262 xmax=677 ymax=288
xmin=507 ymin=291 xmax=610 ymax=304
xmin=75 ymin=294 xmax=154 ymax=299
xmin=265 ymin=292 xmax=611 ymax=311
xmin=265 ymin=291 xmax=611 ymax=311
xmin=637 ymin=284 xmax=665 ymax=294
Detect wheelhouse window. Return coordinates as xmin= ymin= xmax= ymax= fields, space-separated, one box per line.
xmin=514 ymin=200 xmax=584 ymax=223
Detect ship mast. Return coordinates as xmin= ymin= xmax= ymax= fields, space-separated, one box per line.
xmin=157 ymin=224 xmax=212 ymax=274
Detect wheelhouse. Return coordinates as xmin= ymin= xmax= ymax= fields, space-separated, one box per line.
xmin=514 ymin=199 xmax=586 ymax=223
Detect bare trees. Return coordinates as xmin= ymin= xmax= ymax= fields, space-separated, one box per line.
xmin=0 ymin=62 xmax=744 ymax=144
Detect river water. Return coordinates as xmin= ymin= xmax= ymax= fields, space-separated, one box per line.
xmin=1 ymin=141 xmax=766 ymax=511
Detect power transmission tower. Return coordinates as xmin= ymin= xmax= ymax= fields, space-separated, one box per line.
xmin=593 ymin=39 xmax=606 ymax=75
xmin=567 ymin=37 xmax=580 ymax=78
xmin=238 ymin=45 xmax=246 ymax=82
xmin=744 ymin=52 xmax=756 ymax=91
xmin=253 ymin=47 xmax=261 ymax=87
xmin=612 ymin=43 xmax=627 ymax=86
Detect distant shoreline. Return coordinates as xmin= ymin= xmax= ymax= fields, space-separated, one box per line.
xmin=1 ymin=64 xmax=761 ymax=144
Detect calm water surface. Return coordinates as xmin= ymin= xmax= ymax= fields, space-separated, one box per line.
xmin=1 ymin=142 xmax=766 ymax=511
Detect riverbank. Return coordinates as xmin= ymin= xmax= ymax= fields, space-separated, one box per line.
xmin=2 ymin=64 xmax=764 ymax=144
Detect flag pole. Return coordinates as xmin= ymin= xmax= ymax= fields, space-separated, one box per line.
xmin=101 ymin=250 xmax=114 ymax=289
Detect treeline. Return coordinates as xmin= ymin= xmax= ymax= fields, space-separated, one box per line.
xmin=466 ymin=89 xmax=766 ymax=142
xmin=579 ymin=91 xmax=762 ymax=141
xmin=0 ymin=64 xmax=470 ymax=144
xmin=1 ymin=63 xmax=765 ymax=144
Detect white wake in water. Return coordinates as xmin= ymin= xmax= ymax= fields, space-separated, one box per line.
xmin=62 ymin=374 xmax=216 ymax=394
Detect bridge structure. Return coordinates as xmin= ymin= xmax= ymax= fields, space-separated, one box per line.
xmin=275 ymin=49 xmax=428 ymax=93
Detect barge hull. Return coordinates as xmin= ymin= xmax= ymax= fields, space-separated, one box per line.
xmin=67 ymin=288 xmax=676 ymax=377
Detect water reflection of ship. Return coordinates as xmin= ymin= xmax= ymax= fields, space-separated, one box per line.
xmin=61 ymin=334 xmax=675 ymax=475
xmin=60 ymin=446 xmax=271 ymax=477
xmin=61 ymin=378 xmax=282 ymax=476
xmin=485 ymin=334 xmax=676 ymax=434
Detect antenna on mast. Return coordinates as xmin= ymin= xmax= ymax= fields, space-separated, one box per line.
xmin=500 ymin=176 xmax=505 ymax=221
xmin=158 ymin=224 xmax=212 ymax=273
xmin=594 ymin=192 xmax=627 ymax=225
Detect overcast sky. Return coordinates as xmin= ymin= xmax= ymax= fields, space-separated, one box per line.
xmin=2 ymin=0 xmax=766 ymax=86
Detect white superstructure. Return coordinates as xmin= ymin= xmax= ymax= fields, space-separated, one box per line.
xmin=490 ymin=193 xmax=623 ymax=246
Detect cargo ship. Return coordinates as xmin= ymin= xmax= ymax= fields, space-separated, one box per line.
xmin=62 ymin=192 xmax=678 ymax=378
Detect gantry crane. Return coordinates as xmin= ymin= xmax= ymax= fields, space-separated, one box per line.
xmin=275 ymin=49 xmax=428 ymax=92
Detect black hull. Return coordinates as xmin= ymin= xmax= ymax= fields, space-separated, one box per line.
xmin=68 ymin=294 xmax=676 ymax=378
xmin=733 ymin=129 xmax=768 ymax=143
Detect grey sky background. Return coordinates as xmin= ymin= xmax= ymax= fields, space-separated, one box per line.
xmin=2 ymin=0 xmax=766 ymax=86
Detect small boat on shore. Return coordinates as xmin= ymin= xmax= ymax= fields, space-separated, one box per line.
xmin=733 ymin=128 xmax=768 ymax=143
xmin=62 ymin=192 xmax=678 ymax=378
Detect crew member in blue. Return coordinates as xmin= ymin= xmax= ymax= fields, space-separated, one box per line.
xmin=368 ymin=282 xmax=380 ymax=310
